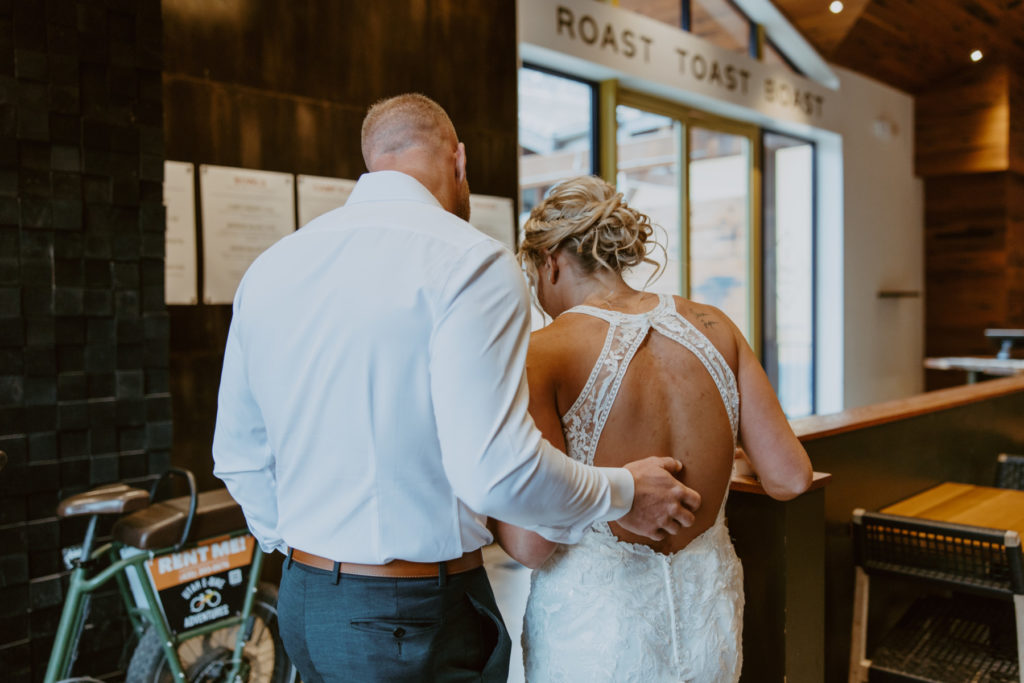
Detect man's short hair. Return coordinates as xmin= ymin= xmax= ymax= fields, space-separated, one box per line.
xmin=361 ymin=93 xmax=456 ymax=166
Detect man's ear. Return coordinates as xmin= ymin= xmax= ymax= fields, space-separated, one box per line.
xmin=455 ymin=142 xmax=467 ymax=183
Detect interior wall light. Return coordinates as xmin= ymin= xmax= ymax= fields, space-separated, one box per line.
xmin=970 ymin=49 xmax=984 ymax=62
xmin=829 ymin=1 xmax=844 ymax=13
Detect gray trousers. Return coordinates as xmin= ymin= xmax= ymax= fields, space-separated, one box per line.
xmin=278 ymin=560 xmax=511 ymax=682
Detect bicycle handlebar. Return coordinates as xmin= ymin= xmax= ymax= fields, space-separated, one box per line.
xmin=149 ymin=467 xmax=198 ymax=550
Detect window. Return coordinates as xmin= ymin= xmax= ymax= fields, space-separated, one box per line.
xmin=516 ymin=77 xmax=819 ymax=414
xmin=518 ymin=67 xmax=596 ymax=221
xmin=689 ymin=0 xmax=751 ymax=55
xmin=613 ymin=93 xmax=758 ymax=343
xmin=616 ymin=105 xmax=683 ymax=294
xmin=689 ymin=125 xmax=753 ymax=339
xmin=762 ymin=39 xmax=803 ymax=75
xmin=617 ymin=0 xmax=753 ymax=55
xmin=518 ymin=66 xmax=597 ymax=327
xmin=618 ymin=0 xmax=684 ymax=29
xmin=763 ymin=131 xmax=816 ymax=417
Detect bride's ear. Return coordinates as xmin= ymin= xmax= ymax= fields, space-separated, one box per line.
xmin=545 ymin=252 xmax=559 ymax=285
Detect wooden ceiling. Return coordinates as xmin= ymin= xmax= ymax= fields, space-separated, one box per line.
xmin=772 ymin=0 xmax=1024 ymax=94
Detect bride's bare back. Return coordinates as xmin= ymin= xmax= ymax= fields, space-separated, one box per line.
xmin=496 ymin=174 xmax=811 ymax=570
xmin=528 ymin=293 xmax=739 ymax=554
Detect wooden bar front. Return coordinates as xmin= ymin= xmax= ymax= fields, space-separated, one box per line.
xmin=788 ymin=374 xmax=1024 ymax=682
xmin=728 ymin=472 xmax=830 ymax=683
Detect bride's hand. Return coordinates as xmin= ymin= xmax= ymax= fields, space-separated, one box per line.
xmin=617 ymin=457 xmax=701 ymax=541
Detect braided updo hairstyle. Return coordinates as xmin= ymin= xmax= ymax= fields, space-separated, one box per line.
xmin=518 ymin=175 xmax=662 ymax=290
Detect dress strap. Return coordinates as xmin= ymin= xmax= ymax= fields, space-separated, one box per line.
xmin=648 ymin=297 xmax=739 ymax=439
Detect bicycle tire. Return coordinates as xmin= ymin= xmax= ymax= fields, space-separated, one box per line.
xmin=124 ymin=583 xmax=291 ymax=683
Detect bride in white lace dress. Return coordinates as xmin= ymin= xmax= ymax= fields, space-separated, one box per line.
xmin=493 ymin=176 xmax=812 ymax=682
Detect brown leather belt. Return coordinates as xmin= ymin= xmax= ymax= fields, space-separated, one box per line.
xmin=289 ymin=548 xmax=483 ymax=578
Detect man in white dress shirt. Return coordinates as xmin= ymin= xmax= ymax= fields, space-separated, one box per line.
xmin=212 ymin=93 xmax=700 ymax=682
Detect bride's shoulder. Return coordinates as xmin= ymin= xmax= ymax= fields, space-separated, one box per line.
xmin=528 ymin=316 xmax=605 ymax=366
xmin=668 ymin=296 xmax=740 ymax=358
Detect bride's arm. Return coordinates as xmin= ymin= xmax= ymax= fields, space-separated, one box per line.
xmin=491 ymin=335 xmax=563 ymax=568
xmin=726 ymin=314 xmax=813 ymax=500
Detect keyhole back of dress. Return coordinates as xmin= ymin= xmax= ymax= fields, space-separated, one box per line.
xmin=558 ymin=294 xmax=739 ymax=555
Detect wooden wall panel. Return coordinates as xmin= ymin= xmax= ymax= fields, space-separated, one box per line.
xmin=161 ymin=0 xmax=519 ymax=486
xmin=915 ymin=63 xmax=1009 ymax=177
xmin=924 ymin=172 xmax=1012 ymax=388
xmin=1011 ymin=67 xmax=1024 ymax=174
xmin=1008 ymin=172 xmax=1024 ymax=326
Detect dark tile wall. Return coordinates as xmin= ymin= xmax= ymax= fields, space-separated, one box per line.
xmin=0 ymin=1 xmax=166 ymax=680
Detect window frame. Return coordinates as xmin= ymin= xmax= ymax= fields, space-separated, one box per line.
xmin=761 ymin=128 xmax=818 ymax=416
xmin=608 ymin=87 xmax=762 ymax=354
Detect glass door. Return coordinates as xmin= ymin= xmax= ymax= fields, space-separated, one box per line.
xmin=615 ymin=104 xmax=684 ymax=295
xmin=688 ymin=125 xmax=755 ymax=341
xmin=612 ymin=92 xmax=758 ymax=346
xmin=763 ymin=131 xmax=815 ymax=416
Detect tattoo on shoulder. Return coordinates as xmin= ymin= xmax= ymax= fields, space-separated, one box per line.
xmin=694 ymin=311 xmax=718 ymax=329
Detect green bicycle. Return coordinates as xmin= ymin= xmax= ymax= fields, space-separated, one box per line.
xmin=43 ymin=467 xmax=294 ymax=683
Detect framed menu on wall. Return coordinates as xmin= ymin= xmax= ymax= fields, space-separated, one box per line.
xmin=199 ymin=165 xmax=295 ymax=304
xmin=163 ymin=161 xmax=198 ymax=304
xmin=297 ymin=174 xmax=357 ymax=228
xmin=469 ymin=194 xmax=517 ymax=251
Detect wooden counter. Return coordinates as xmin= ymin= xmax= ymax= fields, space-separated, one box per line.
xmin=882 ymin=481 xmax=1024 ymax=536
xmin=726 ymin=471 xmax=832 ymax=683
xmin=730 ymin=470 xmax=831 ymax=495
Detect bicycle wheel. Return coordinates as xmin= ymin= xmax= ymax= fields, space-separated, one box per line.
xmin=124 ymin=583 xmax=291 ymax=683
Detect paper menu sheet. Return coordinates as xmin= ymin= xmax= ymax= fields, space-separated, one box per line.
xmin=164 ymin=161 xmax=198 ymax=305
xmin=297 ymin=174 xmax=357 ymax=228
xmin=199 ymin=165 xmax=295 ymax=305
xmin=469 ymin=194 xmax=517 ymax=251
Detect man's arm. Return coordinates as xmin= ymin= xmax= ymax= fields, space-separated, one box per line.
xmin=430 ymin=241 xmax=697 ymax=543
xmin=211 ymin=294 xmax=285 ymax=554
xmin=491 ymin=340 xmax=564 ymax=566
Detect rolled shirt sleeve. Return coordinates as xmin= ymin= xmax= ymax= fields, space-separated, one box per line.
xmin=429 ymin=242 xmax=634 ymax=543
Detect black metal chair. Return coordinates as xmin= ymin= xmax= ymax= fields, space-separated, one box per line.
xmin=996 ymin=454 xmax=1024 ymax=491
xmin=849 ymin=509 xmax=1024 ymax=683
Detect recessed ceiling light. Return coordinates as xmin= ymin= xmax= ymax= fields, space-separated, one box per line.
xmin=829 ymin=1 xmax=844 ymax=13
xmin=970 ymin=49 xmax=983 ymax=62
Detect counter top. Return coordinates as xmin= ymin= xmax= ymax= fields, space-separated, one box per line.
xmin=789 ymin=374 xmax=1024 ymax=442
xmin=729 ymin=471 xmax=831 ymax=496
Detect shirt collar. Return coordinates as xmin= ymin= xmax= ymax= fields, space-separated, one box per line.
xmin=346 ymin=170 xmax=444 ymax=210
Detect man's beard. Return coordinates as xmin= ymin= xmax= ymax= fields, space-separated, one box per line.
xmin=455 ymin=178 xmax=471 ymax=222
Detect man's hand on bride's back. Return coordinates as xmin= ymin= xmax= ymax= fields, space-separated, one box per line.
xmin=618 ymin=457 xmax=701 ymax=541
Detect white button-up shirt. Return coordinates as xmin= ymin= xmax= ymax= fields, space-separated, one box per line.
xmin=212 ymin=171 xmax=634 ymax=563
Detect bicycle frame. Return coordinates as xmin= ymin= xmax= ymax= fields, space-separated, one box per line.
xmin=44 ymin=527 xmax=265 ymax=683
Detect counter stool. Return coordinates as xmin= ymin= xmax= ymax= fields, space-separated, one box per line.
xmin=997 ymin=454 xmax=1024 ymax=491
xmin=849 ymin=509 xmax=1024 ymax=683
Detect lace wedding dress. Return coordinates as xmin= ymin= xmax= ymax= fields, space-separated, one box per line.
xmin=522 ymin=294 xmax=743 ymax=683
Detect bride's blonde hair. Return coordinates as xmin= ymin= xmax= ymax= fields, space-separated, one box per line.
xmin=518 ymin=175 xmax=662 ymax=290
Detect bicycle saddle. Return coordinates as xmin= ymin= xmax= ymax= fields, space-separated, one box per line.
xmin=57 ymin=484 xmax=151 ymax=518
xmin=112 ymin=488 xmax=247 ymax=550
